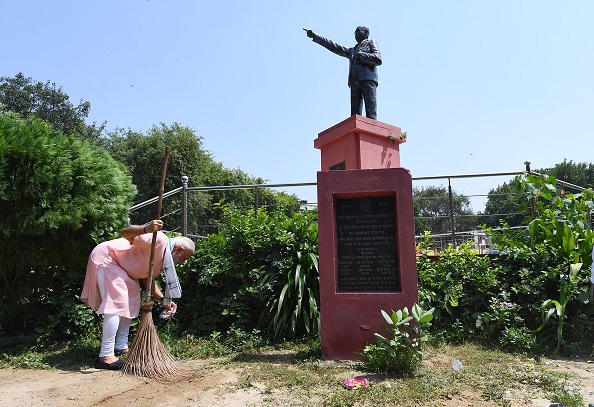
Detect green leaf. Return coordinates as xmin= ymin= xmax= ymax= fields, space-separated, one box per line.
xmin=418 ymin=310 xmax=434 ymax=324
xmin=569 ymin=262 xmax=582 ymax=281
xmin=276 ymin=284 xmax=289 ymax=316
xmin=411 ymin=303 xmax=420 ymax=321
xmin=561 ymin=224 xmax=575 ymax=255
xmin=294 ymin=264 xmax=301 ymax=289
xmin=381 ymin=309 xmax=393 ymax=326
xmin=309 ymin=252 xmax=319 ymax=272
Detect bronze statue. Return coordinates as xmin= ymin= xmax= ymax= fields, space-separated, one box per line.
xmin=304 ymin=26 xmax=382 ymax=120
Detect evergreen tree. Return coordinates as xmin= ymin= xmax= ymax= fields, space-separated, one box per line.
xmin=0 ymin=112 xmax=135 ymax=335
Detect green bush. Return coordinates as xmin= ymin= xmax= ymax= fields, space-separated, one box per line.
xmin=490 ymin=174 xmax=594 ymax=353
xmin=176 ymin=205 xmax=319 ymax=341
xmin=363 ymin=304 xmax=434 ymax=375
xmin=417 ymin=236 xmax=499 ymax=341
xmin=0 ymin=112 xmax=136 ymax=337
xmin=475 ymin=296 xmax=536 ymax=352
xmin=418 ymin=174 xmax=594 ymax=354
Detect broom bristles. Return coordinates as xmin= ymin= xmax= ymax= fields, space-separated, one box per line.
xmin=121 ymin=303 xmax=184 ymax=381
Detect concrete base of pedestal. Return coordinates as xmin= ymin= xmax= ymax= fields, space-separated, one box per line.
xmin=317 ymin=168 xmax=418 ymax=361
xmin=314 ymin=115 xmax=406 ymax=171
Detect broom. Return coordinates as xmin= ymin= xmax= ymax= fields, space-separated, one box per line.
xmin=121 ymin=146 xmax=183 ymax=381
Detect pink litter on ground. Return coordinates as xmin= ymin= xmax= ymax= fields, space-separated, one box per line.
xmin=345 ymin=377 xmax=370 ymax=389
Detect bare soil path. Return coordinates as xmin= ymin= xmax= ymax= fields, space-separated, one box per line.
xmin=0 ymin=355 xmax=593 ymax=406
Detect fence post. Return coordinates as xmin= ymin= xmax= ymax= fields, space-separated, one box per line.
xmin=525 ymin=161 xmax=535 ymax=219
xmin=181 ymin=175 xmax=189 ymax=236
xmin=254 ymin=186 xmax=259 ymax=217
xmin=448 ymin=177 xmax=456 ymax=247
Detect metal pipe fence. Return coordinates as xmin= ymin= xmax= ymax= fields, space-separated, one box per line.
xmin=128 ymin=162 xmax=589 ymax=249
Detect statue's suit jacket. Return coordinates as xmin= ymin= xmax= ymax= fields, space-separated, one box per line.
xmin=312 ymin=33 xmax=382 ymax=86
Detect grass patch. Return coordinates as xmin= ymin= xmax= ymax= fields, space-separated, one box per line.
xmin=0 ymin=334 xmax=99 ymax=370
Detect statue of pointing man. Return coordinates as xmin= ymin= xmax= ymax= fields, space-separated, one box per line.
xmin=304 ymin=26 xmax=382 ymax=120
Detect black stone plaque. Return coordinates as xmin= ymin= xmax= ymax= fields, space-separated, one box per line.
xmin=335 ymin=196 xmax=399 ymax=292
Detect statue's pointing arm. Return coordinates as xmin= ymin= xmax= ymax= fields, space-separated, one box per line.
xmin=304 ymin=29 xmax=350 ymax=59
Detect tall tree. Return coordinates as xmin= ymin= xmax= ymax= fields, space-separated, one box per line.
xmin=482 ymin=177 xmax=525 ymax=228
xmin=0 ymin=72 xmax=104 ymax=143
xmin=102 ymin=123 xmax=300 ymax=236
xmin=483 ymin=160 xmax=594 ymax=228
xmin=413 ymin=186 xmax=477 ymax=236
xmin=538 ymin=159 xmax=594 ymax=191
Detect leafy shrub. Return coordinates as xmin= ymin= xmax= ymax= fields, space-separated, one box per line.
xmin=418 ymin=172 xmax=594 ymax=354
xmin=490 ymin=245 xmax=563 ymax=322
xmin=476 ymin=296 xmax=536 ymax=352
xmin=0 ymin=112 xmax=135 ymax=337
xmin=500 ymin=326 xmax=537 ymax=352
xmin=264 ymin=251 xmax=319 ymax=340
xmin=176 ymin=205 xmax=319 ymax=341
xmin=223 ymin=327 xmax=265 ymax=352
xmin=490 ymin=174 xmax=594 ymax=353
xmin=363 ymin=304 xmax=434 ymax=375
xmin=417 ymin=235 xmax=498 ymax=341
xmin=34 ymin=293 xmax=102 ymax=342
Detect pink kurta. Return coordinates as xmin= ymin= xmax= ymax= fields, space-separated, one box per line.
xmin=80 ymin=232 xmax=169 ymax=318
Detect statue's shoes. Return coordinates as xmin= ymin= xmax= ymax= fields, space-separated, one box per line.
xmin=94 ymin=357 xmax=124 ymax=370
xmin=114 ymin=348 xmax=129 ymax=356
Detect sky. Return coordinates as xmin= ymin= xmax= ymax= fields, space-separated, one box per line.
xmin=3 ymin=1 xmax=594 ymax=211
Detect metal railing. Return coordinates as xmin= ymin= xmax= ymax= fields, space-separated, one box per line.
xmin=129 ymin=161 xmax=590 ymax=247
xmin=412 ymin=170 xmax=525 ymax=246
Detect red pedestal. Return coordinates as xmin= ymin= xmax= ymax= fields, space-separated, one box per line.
xmin=317 ymin=168 xmax=418 ymax=360
xmin=314 ymin=115 xmax=406 ymax=171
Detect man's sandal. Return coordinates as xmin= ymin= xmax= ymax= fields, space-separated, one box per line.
xmin=94 ymin=357 xmax=123 ymax=370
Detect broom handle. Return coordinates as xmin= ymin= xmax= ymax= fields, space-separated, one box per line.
xmin=145 ymin=146 xmax=171 ymax=304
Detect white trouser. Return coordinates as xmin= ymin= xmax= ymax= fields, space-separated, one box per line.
xmin=97 ymin=267 xmax=132 ymax=357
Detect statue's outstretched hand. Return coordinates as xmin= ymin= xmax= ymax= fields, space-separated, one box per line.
xmin=303 ymin=28 xmax=314 ymax=38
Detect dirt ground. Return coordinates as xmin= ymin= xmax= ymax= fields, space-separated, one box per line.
xmin=0 ymin=354 xmax=593 ymax=407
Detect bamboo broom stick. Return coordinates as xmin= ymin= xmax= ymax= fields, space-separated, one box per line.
xmin=122 ymin=146 xmax=183 ymax=381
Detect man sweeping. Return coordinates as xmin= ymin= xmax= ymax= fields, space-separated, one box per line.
xmin=80 ymin=219 xmax=195 ymax=370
